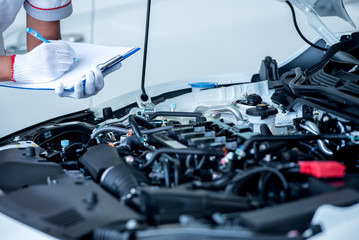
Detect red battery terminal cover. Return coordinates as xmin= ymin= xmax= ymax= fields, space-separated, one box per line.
xmin=298 ymin=161 xmax=346 ymax=178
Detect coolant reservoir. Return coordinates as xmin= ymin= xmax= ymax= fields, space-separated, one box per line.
xmin=246 ymin=104 xmax=278 ymax=134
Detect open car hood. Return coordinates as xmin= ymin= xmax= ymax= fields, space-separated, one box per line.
xmin=0 ymin=1 xmax=359 ymax=239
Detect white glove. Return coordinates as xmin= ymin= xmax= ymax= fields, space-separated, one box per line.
xmin=13 ymin=41 xmax=76 ymax=83
xmin=55 ymin=62 xmax=122 ymax=99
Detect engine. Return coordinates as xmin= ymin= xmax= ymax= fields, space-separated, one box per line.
xmin=0 ymin=33 xmax=359 ymax=240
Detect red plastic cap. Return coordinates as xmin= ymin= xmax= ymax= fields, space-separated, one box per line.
xmin=298 ymin=161 xmax=346 ymax=178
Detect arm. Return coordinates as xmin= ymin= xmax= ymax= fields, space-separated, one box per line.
xmin=0 ymin=14 xmax=61 ymax=82
xmin=1 ymin=2 xmax=106 ymax=98
xmin=0 ymin=56 xmax=12 ymax=81
xmin=26 ymin=13 xmax=61 ymax=51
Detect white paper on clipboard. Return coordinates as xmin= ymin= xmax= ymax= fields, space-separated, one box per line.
xmin=0 ymin=42 xmax=140 ymax=91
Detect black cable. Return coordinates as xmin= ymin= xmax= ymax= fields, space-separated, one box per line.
xmin=130 ymin=115 xmax=156 ymax=129
xmin=192 ymin=171 xmax=239 ymax=190
xmin=253 ymin=142 xmax=260 ymax=161
xmin=128 ymin=115 xmax=159 ymax=143
xmin=140 ymin=0 xmax=152 ymax=102
xmin=139 ymin=147 xmax=223 ymax=169
xmin=148 ymin=111 xmax=203 ymax=121
xmin=285 ymin=1 xmax=328 ymax=51
xmin=128 ymin=115 xmax=145 ymax=143
xmin=297 ymin=141 xmax=326 ymax=160
xmin=255 ymin=141 xmax=288 ymax=161
xmin=260 ymin=124 xmax=273 ymax=136
xmin=239 ymin=134 xmax=347 ymax=156
xmin=90 ymin=125 xmax=173 ymax=139
xmin=174 ymin=160 xmax=180 ymax=186
xmin=259 ymin=171 xmax=286 ymax=203
xmin=163 ymin=161 xmax=171 ymax=187
xmin=225 ymin=167 xmax=288 ymax=201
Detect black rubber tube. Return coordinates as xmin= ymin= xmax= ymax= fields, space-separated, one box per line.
xmin=297 ymin=141 xmax=326 ymax=160
xmin=100 ymin=164 xmax=138 ymax=198
xmin=174 ymin=163 xmax=180 ymax=186
xmin=260 ymin=124 xmax=273 ymax=136
xmin=128 ymin=115 xmax=144 ymax=143
xmin=148 ymin=111 xmax=203 ymax=121
xmin=225 ymin=167 xmax=288 ymax=199
xmin=240 ymin=134 xmax=347 ymax=155
xmin=132 ymin=115 xmax=156 ymax=129
xmin=163 ymin=161 xmax=171 ymax=188
xmin=255 ymin=142 xmax=288 ymax=161
xmin=128 ymin=115 xmax=156 ymax=143
xmin=139 ymin=147 xmax=223 ymax=169
xmin=90 ymin=126 xmax=173 ymax=139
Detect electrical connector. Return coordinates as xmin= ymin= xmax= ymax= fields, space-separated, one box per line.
xmin=298 ymin=161 xmax=346 ymax=178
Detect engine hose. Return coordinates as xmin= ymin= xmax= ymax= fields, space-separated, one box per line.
xmin=139 ymin=147 xmax=223 ymax=169
xmin=128 ymin=115 xmax=156 ymax=143
xmin=130 ymin=115 xmax=155 ymax=129
xmin=297 ymin=141 xmax=326 ymax=160
xmin=148 ymin=111 xmax=203 ymax=121
xmin=225 ymin=167 xmax=288 ymax=201
xmin=174 ymin=162 xmax=180 ymax=186
xmin=128 ymin=115 xmax=145 ymax=143
xmin=238 ymin=134 xmax=347 ymax=158
xmin=260 ymin=124 xmax=273 ymax=136
xmin=90 ymin=125 xmax=173 ymax=139
xmin=185 ymin=155 xmax=206 ymax=170
xmin=192 ymin=171 xmax=239 ymax=190
xmin=253 ymin=124 xmax=280 ymax=161
xmin=79 ymin=144 xmax=138 ymax=198
xmin=300 ymin=121 xmax=333 ymax=156
xmin=79 ymin=144 xmax=123 ymax=182
xmin=162 ymin=161 xmax=171 ymax=188
xmin=255 ymin=141 xmax=287 ymax=161
xmin=100 ymin=163 xmax=138 ymax=198
xmin=337 ymin=121 xmax=347 ymax=147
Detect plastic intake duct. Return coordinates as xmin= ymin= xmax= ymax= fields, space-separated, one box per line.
xmin=79 ymin=144 xmax=138 ymax=197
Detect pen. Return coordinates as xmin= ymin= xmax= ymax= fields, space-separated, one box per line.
xmin=26 ymin=27 xmax=51 ymax=43
xmin=26 ymin=27 xmax=78 ymax=62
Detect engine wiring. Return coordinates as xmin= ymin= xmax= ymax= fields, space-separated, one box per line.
xmin=2 ymin=32 xmax=359 ymax=238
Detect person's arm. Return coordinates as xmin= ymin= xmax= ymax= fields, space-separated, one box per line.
xmin=26 ymin=13 xmax=61 ymax=51
xmin=1 ymin=2 xmax=107 ymax=98
xmin=0 ymin=14 xmax=61 ymax=82
xmin=0 ymin=56 xmax=12 ymax=81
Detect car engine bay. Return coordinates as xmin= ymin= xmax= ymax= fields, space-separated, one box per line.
xmin=0 ymin=29 xmax=359 ymax=240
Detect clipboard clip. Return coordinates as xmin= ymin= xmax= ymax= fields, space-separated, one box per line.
xmin=71 ymin=54 xmax=124 ymax=91
xmin=97 ymin=54 xmax=124 ymax=73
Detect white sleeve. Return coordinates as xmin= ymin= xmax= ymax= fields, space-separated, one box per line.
xmin=24 ymin=0 xmax=72 ymax=22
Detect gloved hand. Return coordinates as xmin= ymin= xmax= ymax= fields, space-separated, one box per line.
xmin=12 ymin=40 xmax=76 ymax=83
xmin=55 ymin=62 xmax=122 ymax=99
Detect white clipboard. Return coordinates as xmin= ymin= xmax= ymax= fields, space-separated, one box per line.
xmin=0 ymin=42 xmax=140 ymax=91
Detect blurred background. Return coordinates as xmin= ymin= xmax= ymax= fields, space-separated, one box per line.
xmin=1 ymin=0 xmax=359 ymax=137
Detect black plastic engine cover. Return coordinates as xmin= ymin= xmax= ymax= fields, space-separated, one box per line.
xmin=0 ymin=147 xmax=63 ymax=192
xmin=0 ymin=179 xmax=141 ymax=240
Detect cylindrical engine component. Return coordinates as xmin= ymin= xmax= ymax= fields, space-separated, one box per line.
xmin=246 ymin=104 xmax=278 ymax=134
xmin=100 ymin=163 xmax=138 ymax=198
xmin=80 ymin=144 xmax=138 ymax=198
xmin=79 ymin=144 xmax=122 ymax=182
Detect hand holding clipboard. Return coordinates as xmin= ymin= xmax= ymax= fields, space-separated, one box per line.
xmin=1 ymin=39 xmax=140 ymax=98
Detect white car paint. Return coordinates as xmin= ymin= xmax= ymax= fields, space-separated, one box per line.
xmin=1 ymin=0 xmax=358 ymax=137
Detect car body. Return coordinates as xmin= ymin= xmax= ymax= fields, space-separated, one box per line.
xmin=0 ymin=0 xmax=359 ymax=239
